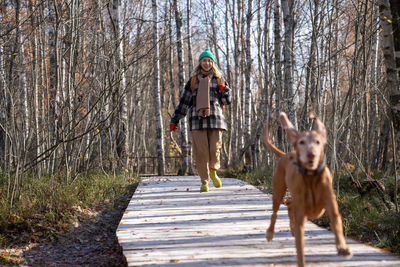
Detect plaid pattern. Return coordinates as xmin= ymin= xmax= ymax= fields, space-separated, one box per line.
xmin=171 ymin=76 xmax=232 ymax=131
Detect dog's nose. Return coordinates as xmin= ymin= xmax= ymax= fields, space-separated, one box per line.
xmin=307 ymin=152 xmax=315 ymax=160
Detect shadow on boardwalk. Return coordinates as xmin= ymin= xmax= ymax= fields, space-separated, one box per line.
xmin=117 ymin=176 xmax=400 ymax=267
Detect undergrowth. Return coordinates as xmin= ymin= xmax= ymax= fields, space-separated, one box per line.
xmin=0 ymin=171 xmax=139 ymax=248
xmin=220 ymin=166 xmax=273 ymax=192
xmin=223 ymin=166 xmax=400 ymax=255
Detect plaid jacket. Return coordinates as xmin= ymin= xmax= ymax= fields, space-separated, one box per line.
xmin=171 ymin=76 xmax=232 ymax=131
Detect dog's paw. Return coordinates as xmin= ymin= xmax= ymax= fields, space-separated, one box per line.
xmin=337 ymin=247 xmax=352 ymax=258
xmin=266 ymin=229 xmax=274 ymax=241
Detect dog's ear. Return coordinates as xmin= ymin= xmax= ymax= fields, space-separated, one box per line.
xmin=279 ymin=112 xmax=298 ymax=144
xmin=309 ymin=111 xmax=327 ymax=140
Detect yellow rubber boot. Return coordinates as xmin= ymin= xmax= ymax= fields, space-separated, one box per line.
xmin=200 ymin=183 xmax=209 ymax=192
xmin=210 ymin=171 xmax=222 ymax=188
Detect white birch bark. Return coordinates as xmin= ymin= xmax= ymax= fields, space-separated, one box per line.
xmin=261 ymin=0 xmax=271 ymax=167
xmin=273 ymin=0 xmax=284 ymax=147
xmin=369 ymin=6 xmax=380 ymax=169
xmin=225 ymin=0 xmax=233 ymax=165
xmin=152 ymin=0 xmax=165 ymax=175
xmin=130 ymin=0 xmax=145 ymax=168
xmin=111 ymin=0 xmax=129 ymax=164
xmin=210 ymin=0 xmax=220 ymax=64
xmin=63 ymin=0 xmax=79 ymax=178
xmin=281 ymin=0 xmax=297 ymax=127
xmin=244 ymin=0 xmax=253 ymax=143
xmin=187 ymin=0 xmax=194 ymax=74
xmin=48 ymin=0 xmax=59 ymax=174
xmin=378 ymin=0 xmax=400 ymax=126
xmin=262 ymin=0 xmax=271 ymax=124
xmin=0 ymin=40 xmax=6 ymax=173
xmin=168 ymin=5 xmax=176 ymax=108
xmin=174 ymin=0 xmax=189 ymax=174
xmin=232 ymin=0 xmax=244 ymax=162
xmin=303 ymin=0 xmax=319 ymax=125
xmin=20 ymin=37 xmax=29 ymax=144
xmin=378 ymin=0 xmax=400 ymax=212
xmin=186 ymin=0 xmax=194 ymax=174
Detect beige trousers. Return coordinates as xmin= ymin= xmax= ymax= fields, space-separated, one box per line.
xmin=191 ymin=129 xmax=222 ymax=184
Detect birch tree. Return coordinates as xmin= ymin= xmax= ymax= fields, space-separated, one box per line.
xmin=187 ymin=0 xmax=194 ymax=74
xmin=109 ymin=0 xmax=129 ymax=165
xmin=302 ymin=0 xmax=320 ymax=125
xmin=231 ymin=0 xmax=244 ymax=163
xmin=244 ymin=0 xmax=253 ymax=154
xmin=273 ymin=0 xmax=284 ymax=147
xmin=0 ymin=30 xmax=6 ymax=173
xmin=281 ymin=0 xmax=297 ymax=126
xmin=369 ymin=6 xmax=381 ymax=170
xmin=378 ymin=1 xmax=400 ymax=134
xmin=378 ymin=0 xmax=400 ymax=211
xmin=186 ymin=0 xmax=194 ymax=174
xmin=47 ymin=0 xmax=59 ymax=173
xmin=174 ymin=0 xmax=189 ymax=174
xmin=225 ymin=0 xmax=233 ymax=165
xmin=152 ymin=0 xmax=165 ymax=175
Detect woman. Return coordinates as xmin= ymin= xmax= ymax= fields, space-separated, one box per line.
xmin=170 ymin=48 xmax=232 ymax=192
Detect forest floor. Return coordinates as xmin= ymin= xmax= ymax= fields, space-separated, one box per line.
xmin=0 ymin=185 xmax=136 ymax=267
xmin=1 ymin=174 xmax=397 ymax=266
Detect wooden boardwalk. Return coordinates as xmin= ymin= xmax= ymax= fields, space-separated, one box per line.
xmin=117 ymin=176 xmax=400 ymax=266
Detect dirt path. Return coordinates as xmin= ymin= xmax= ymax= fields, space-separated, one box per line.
xmin=2 ymin=186 xmax=135 ymax=267
xmin=22 ymin=204 xmax=128 ymax=266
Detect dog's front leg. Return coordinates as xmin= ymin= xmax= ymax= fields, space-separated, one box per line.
xmin=293 ymin=212 xmax=307 ymax=267
xmin=266 ymin=168 xmax=287 ymax=241
xmin=325 ymin=191 xmax=352 ymax=257
xmin=286 ymin=199 xmax=295 ymax=236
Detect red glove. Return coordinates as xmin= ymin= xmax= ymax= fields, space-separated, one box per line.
xmin=170 ymin=124 xmax=178 ymax=132
xmin=218 ymin=83 xmax=226 ymax=93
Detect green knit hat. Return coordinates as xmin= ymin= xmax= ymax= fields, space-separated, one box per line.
xmin=198 ymin=48 xmax=216 ymax=63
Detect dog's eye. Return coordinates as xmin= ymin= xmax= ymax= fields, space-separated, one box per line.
xmin=299 ymin=140 xmax=305 ymax=145
xmin=316 ymin=140 xmax=320 ymax=145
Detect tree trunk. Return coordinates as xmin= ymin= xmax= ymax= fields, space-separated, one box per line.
xmin=273 ymin=0 xmax=284 ymax=148
xmin=225 ymin=0 xmax=233 ymax=166
xmin=0 ymin=32 xmax=6 ymax=173
xmin=232 ymin=0 xmax=244 ymax=164
xmin=281 ymin=0 xmax=297 ymax=127
xmin=187 ymin=0 xmax=194 ymax=74
xmin=152 ymin=0 xmax=165 ymax=175
xmin=110 ymin=0 xmax=128 ymax=165
xmin=303 ymin=0 xmax=319 ymax=129
xmin=327 ymin=0 xmax=340 ymax=189
xmin=379 ymin=0 xmax=400 ymax=132
xmin=263 ymin=0 xmax=271 ymax=132
xmin=168 ymin=5 xmax=176 ymax=109
xmin=244 ymin=0 xmax=253 ymax=164
xmin=369 ymin=5 xmax=381 ymax=171
xmin=186 ymin=0 xmax=194 ymax=174
xmin=174 ymin=0 xmax=189 ymax=175
xmin=379 ymin=0 xmax=400 ymax=211
xmin=389 ymin=0 xmax=400 ymax=80
xmin=48 ymin=0 xmax=59 ymax=174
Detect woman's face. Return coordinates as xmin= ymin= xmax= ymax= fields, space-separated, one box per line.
xmin=200 ymin=57 xmax=213 ymax=72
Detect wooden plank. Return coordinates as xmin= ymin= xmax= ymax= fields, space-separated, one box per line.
xmin=117 ymin=176 xmax=400 ymax=266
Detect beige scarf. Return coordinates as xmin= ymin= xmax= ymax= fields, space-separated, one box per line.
xmin=196 ymin=70 xmax=213 ymax=118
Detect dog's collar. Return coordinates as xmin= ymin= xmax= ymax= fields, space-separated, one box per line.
xmin=294 ymin=155 xmax=326 ymax=176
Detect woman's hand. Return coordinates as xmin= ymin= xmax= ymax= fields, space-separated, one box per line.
xmin=169 ymin=124 xmax=178 ymax=132
xmin=218 ymin=83 xmax=226 ymax=93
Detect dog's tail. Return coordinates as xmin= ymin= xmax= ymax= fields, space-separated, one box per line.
xmin=262 ymin=122 xmax=286 ymax=158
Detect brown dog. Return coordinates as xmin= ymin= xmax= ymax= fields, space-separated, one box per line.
xmin=263 ymin=112 xmax=351 ymax=267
